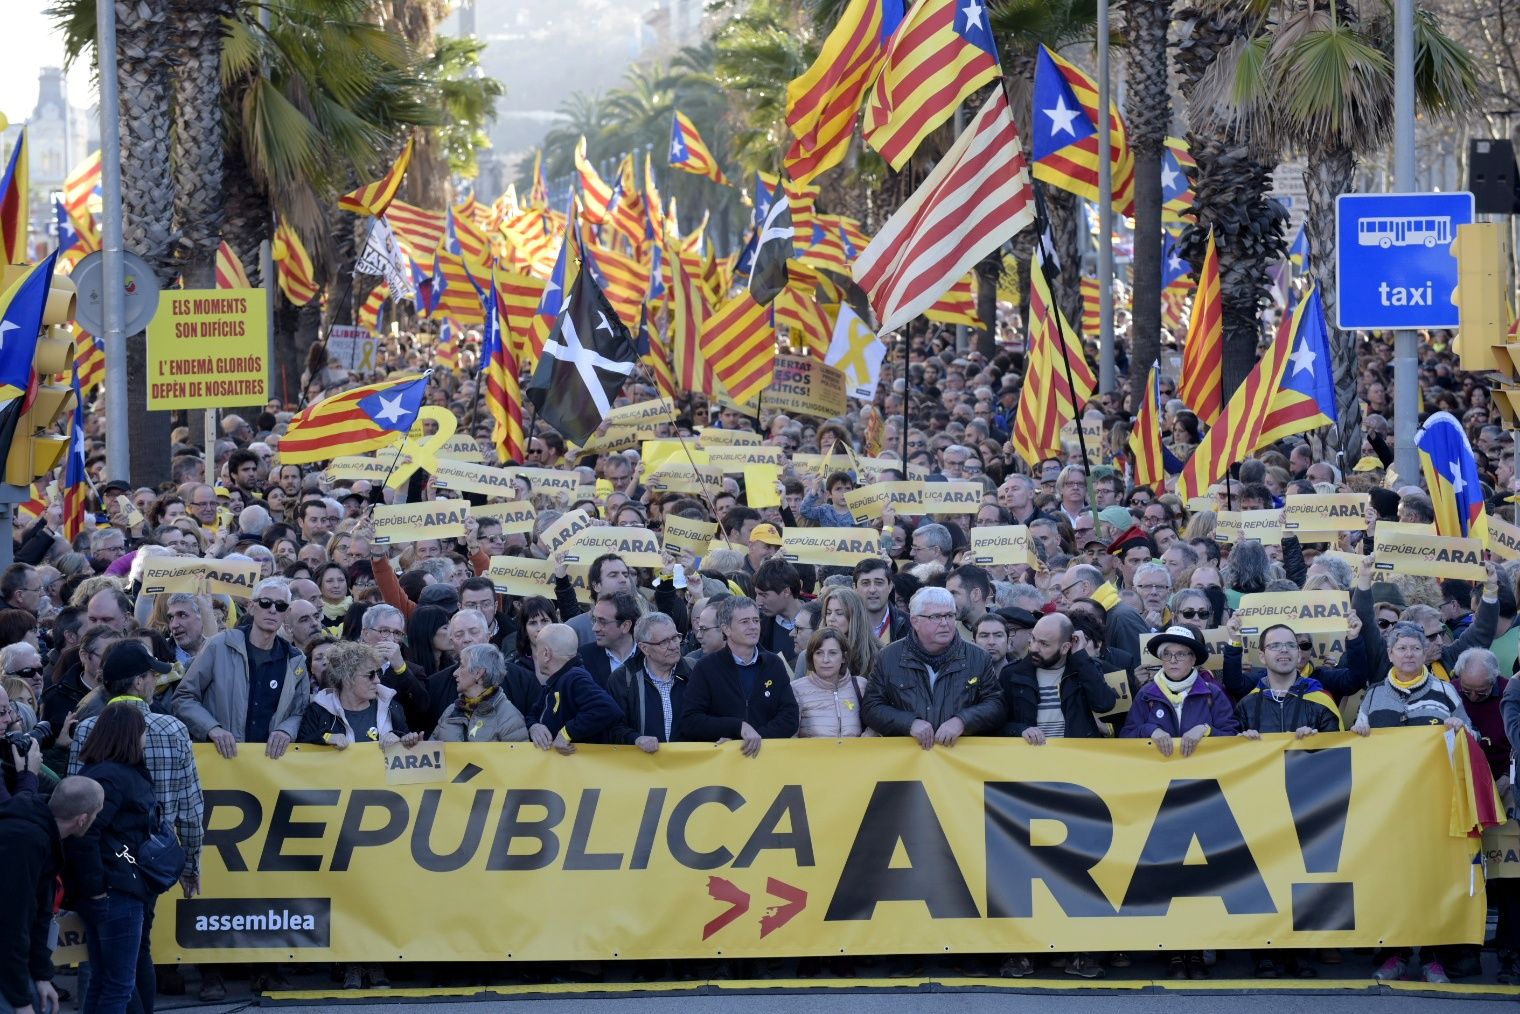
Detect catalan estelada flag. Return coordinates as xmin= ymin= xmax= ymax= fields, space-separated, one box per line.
xmin=1161 ymin=136 xmax=1195 ymax=222
xmin=862 ymin=0 xmax=999 ymax=171
xmin=61 ymin=358 xmax=87 ymax=544
xmin=278 ymin=371 xmax=432 ymax=464
xmin=1178 ymin=228 xmax=1223 ymax=424
xmin=215 ymin=241 xmax=251 ymax=289
xmin=0 ymin=129 xmax=29 ymax=264
xmin=480 ymin=270 xmax=525 ymax=464
xmin=784 ymin=0 xmax=905 ymax=184
xmin=1256 ymin=285 xmax=1337 ymax=448
xmin=1030 ymin=46 xmax=1135 ymax=216
xmin=669 ymin=112 xmax=729 ymax=186
xmin=272 ymin=220 xmax=319 ymax=305
xmin=0 ymin=252 xmax=59 ymax=462
xmin=1417 ymin=409 xmax=1488 ymax=544
xmin=338 ymin=137 xmax=414 ymax=217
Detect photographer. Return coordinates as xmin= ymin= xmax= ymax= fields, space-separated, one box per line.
xmin=0 ymin=682 xmax=42 ymax=803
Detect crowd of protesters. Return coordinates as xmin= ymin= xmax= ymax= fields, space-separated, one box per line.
xmin=3 ymin=318 xmax=1520 ymax=1012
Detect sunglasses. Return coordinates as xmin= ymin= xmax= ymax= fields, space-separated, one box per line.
xmin=1376 ymin=618 xmax=1394 ymax=630
xmin=254 ymin=598 xmax=290 ymax=613
xmin=1175 ymin=608 xmax=1211 ymax=620
xmin=1297 ymin=642 xmax=1314 ymax=652
xmin=5 ymin=666 xmax=41 ymax=680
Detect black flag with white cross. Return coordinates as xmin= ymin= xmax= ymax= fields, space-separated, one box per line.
xmin=525 ymin=260 xmax=638 ymax=445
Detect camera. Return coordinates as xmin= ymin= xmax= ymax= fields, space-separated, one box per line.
xmin=1 ymin=730 xmax=33 ymax=771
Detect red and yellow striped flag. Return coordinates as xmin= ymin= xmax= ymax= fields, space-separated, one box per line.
xmin=272 ymin=221 xmax=319 ymax=305
xmin=664 ymin=229 xmax=717 ymax=396
xmin=1011 ymin=251 xmax=1095 ymax=466
xmin=700 ymin=291 xmax=776 ymax=407
xmin=63 ymin=149 xmax=102 ymax=236
xmin=1175 ymin=307 xmax=1297 ymax=500
xmin=358 ymin=283 xmax=389 ymax=332
xmin=1080 ymin=277 xmax=1100 ymax=336
xmin=338 ymin=137 xmax=414 ymax=217
xmin=925 ymin=273 xmax=978 ymax=328
xmin=215 ymin=241 xmax=251 ymax=289
xmin=1178 ymin=228 xmax=1223 ymax=424
xmin=574 ymin=137 xmax=613 ymax=225
xmin=1128 ymin=360 xmax=1166 ymax=488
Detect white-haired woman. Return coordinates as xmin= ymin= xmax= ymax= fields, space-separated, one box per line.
xmin=434 ymin=643 xmax=529 ymax=742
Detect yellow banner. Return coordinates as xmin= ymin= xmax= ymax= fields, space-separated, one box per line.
xmin=146 ymin=289 xmax=269 ymax=409
xmin=921 ymin=481 xmax=984 ymax=516
xmin=1059 ymin=416 xmax=1106 ymax=465
xmin=1374 ymin=529 xmax=1486 ymax=581
xmin=1283 ymin=493 xmax=1369 ymax=535
xmin=968 ymin=525 xmax=1038 ymax=568
xmin=139 ymin=557 xmax=261 ymax=600
xmin=705 ymin=445 xmax=783 ymax=472
xmin=562 ymin=527 xmax=664 ymax=570
xmin=696 ymin=427 xmax=763 ymax=446
xmin=484 ymin=555 xmax=554 ymax=598
xmin=783 ymin=527 xmax=884 ymax=566
xmin=767 ymin=354 xmax=848 ymax=419
xmin=1235 ymin=592 xmax=1350 ymax=638
xmin=645 ymin=460 xmax=726 ymax=496
xmin=509 ymin=467 xmax=581 ymax=498
xmin=607 ymin=398 xmax=678 ymax=425
xmin=1214 ymin=509 xmax=1284 ymax=545
xmin=437 ymin=435 xmax=485 ymax=463
xmin=1489 ymin=516 xmax=1520 ymax=562
xmin=325 ymin=456 xmax=397 ymax=483
xmin=663 ymin=514 xmax=718 ymax=558
xmin=151 ymin=733 xmax=1485 ymax=963
xmin=372 ymin=501 xmax=468 ymax=544
xmin=469 ymin=500 xmax=537 ymax=536
xmin=744 ymin=465 xmax=781 ymax=508
xmin=846 ymin=481 xmax=925 ymax=522
xmin=541 ymin=508 xmax=596 ymax=554
xmin=431 ymin=458 xmax=518 ymax=497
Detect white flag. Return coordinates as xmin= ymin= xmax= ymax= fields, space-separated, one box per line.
xmin=356 ymin=216 xmax=415 ymax=301
xmin=825 ymin=302 xmax=887 ymax=402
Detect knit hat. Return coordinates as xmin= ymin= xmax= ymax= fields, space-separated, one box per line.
xmin=1098 ymin=506 xmax=1135 ymax=532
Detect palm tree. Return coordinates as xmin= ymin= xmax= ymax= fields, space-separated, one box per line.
xmin=1121 ymin=0 xmax=1173 ymax=411
xmin=171 ymin=0 xmax=237 ymax=289
xmin=1196 ymin=0 xmax=1479 ymax=465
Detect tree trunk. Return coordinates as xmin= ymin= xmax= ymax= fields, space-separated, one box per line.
xmin=118 ymin=0 xmax=177 ymax=486
xmin=221 ymin=145 xmax=269 ymax=286
xmin=974 ymin=253 xmax=1000 ymax=358
xmin=1045 ymin=188 xmax=1083 ymax=329
xmin=1124 ymin=0 xmax=1173 ymax=413
xmin=170 ymin=0 xmax=235 ymax=289
xmin=1305 ymin=144 xmax=1362 ymax=471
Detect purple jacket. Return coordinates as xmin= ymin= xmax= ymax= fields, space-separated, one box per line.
xmin=1121 ymin=677 xmax=1240 ymax=739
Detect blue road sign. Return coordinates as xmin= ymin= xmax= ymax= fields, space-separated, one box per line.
xmin=1335 ymin=191 xmax=1473 ymax=330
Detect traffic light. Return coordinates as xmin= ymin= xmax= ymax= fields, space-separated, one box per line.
xmin=1450 ymin=222 xmax=1510 ymax=375
xmin=3 ymin=272 xmax=76 ymax=485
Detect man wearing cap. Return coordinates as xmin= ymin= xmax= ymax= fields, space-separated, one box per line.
xmin=998 ymin=607 xmax=1039 ymax=664
xmin=747 ymin=523 xmax=784 ymax=574
xmin=1121 ymin=626 xmax=1239 ymax=751
xmin=1109 ymin=527 xmax=1158 ymax=590
xmin=70 ymin=640 xmax=203 ymax=901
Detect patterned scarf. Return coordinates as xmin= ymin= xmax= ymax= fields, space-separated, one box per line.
xmin=457 ymin=685 xmax=499 ymax=717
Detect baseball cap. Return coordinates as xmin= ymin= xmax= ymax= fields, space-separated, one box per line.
xmin=101 ymin=640 xmax=172 ymax=687
xmin=100 ymin=478 xmax=131 ymax=496
xmin=1097 ymin=506 xmax=1135 ymax=532
xmin=750 ymin=523 xmax=783 ymax=546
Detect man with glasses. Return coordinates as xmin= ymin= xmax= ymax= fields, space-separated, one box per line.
xmin=608 ymin=612 xmax=691 ymax=752
xmin=681 ymin=596 xmax=798 ymax=756
xmin=1055 ymin=465 xmax=1089 ymax=523
xmin=358 ymin=604 xmax=430 ymax=732
xmin=863 ymin=587 xmax=1004 ymax=749
xmin=183 ymin=483 xmax=219 ymax=527
xmin=578 ymin=591 xmax=642 ymax=689
xmin=174 ymin=578 xmax=310 ymax=760
xmin=0 ymin=564 xmax=42 ymax=618
xmin=1 ymin=643 xmax=44 ymax=704
xmin=1055 ymin=563 xmax=1151 ymax=663
xmin=1131 ymin=563 xmax=1174 ymax=629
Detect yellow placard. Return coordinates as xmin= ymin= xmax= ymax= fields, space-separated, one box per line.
xmin=148 ymin=733 xmax=1487 ymax=963
xmin=1185 ymin=496 xmax=1213 ymax=515
xmin=968 ymin=525 xmax=1038 ymax=567
xmin=1059 ymin=416 xmax=1107 ymax=465
xmin=641 ymin=439 xmax=707 ymax=470
xmin=509 ymin=467 xmax=581 ymax=497
xmin=662 ymin=514 xmax=718 ymax=558
xmin=782 ymin=527 xmax=884 ymax=566
xmin=707 ymin=444 xmax=783 ymax=473
xmin=1235 ymin=591 xmax=1351 ymax=637
xmin=200 ymin=559 xmax=262 ymax=600
xmin=484 ymin=555 xmax=554 ymax=597
xmin=1374 ymin=529 xmax=1486 ymax=581
xmin=561 ymin=527 xmax=664 ymax=570
xmin=1214 ymin=509 xmax=1285 ymax=544
xmin=381 ymin=741 xmax=448 ymax=785
xmin=767 ymin=353 xmax=849 ymax=419
xmin=1282 ymin=493 xmax=1369 ymax=534
xmin=579 ymin=425 xmax=653 ymax=454
xmin=540 ymin=508 xmax=596 ymax=554
xmin=606 ymin=398 xmax=677 ymax=425
xmin=469 ymin=500 xmax=537 ymax=536
xmin=437 ymin=434 xmax=485 ymax=463
xmin=146 ymin=288 xmax=269 ymax=409
xmin=743 ymin=465 xmax=782 ymax=508
xmin=644 ymin=459 xmax=726 ymax=496
xmin=53 ymin=910 xmax=87 ymax=966
xmin=430 ymin=458 xmax=518 ymax=497
xmin=325 ymin=456 xmax=397 ymax=483
xmin=695 ymin=427 xmax=763 ymax=446
xmin=1482 ymin=820 xmax=1520 ymax=880
xmin=138 ymin=557 xmax=205 ymax=596
xmin=921 ymin=481 xmax=984 ymax=516
xmin=1488 ymin=516 xmax=1520 ymax=562
xmin=1094 ymin=670 xmax=1133 ymax=718
xmin=1377 ymin=520 xmax=1436 ymax=538
xmin=846 ymin=481 xmax=925 ymax=522
xmin=372 ymin=500 xmax=468 ymax=544
xmin=856 ymin=457 xmax=928 ymax=483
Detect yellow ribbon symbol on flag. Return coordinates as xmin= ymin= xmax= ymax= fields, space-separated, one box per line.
xmin=834 ymin=310 xmax=876 ymax=390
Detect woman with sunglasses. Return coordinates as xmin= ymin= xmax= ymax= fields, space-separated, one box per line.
xmin=296 ymin=642 xmax=417 ymax=750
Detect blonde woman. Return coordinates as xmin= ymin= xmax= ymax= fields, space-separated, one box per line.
xmin=818 ymin=586 xmax=880 ymax=678
xmin=792 ymin=628 xmax=873 ymax=738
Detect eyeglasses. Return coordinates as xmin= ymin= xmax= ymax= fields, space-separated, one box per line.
xmin=1297 ymin=642 xmax=1314 ymax=652
xmin=1263 ymin=642 xmax=1299 ymax=653
xmin=5 ymin=667 xmax=42 ymax=680
xmin=696 ymin=625 xmax=719 ymax=635
xmin=640 ymin=634 xmax=683 ymax=649
xmin=1376 ymin=618 xmax=1394 ymax=630
xmin=362 ymin=669 xmax=384 ymax=682
xmin=370 ymin=628 xmax=405 ymax=640
xmin=916 ymin=612 xmax=957 ymax=625
xmin=254 ymin=598 xmax=290 ymax=613
xmin=1158 ymin=649 xmax=1195 ymax=663
xmin=1175 ymin=608 xmax=1211 ymax=620
xmin=1425 ymin=631 xmax=1445 ymax=643
xmin=1059 ymin=582 xmax=1086 ymax=597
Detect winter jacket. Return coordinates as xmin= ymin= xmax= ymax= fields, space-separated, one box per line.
xmin=1233 ymin=676 xmax=1343 ymax=734
xmin=426 ymin=658 xmax=541 ymax=732
xmin=1357 ymin=673 xmax=1470 ymax=729
xmin=434 ymin=689 xmax=529 ymax=743
xmin=172 ymin=628 xmax=310 ymax=743
xmin=998 ymin=650 xmax=1117 ymax=739
xmin=64 ymin=760 xmax=156 ymax=904
xmin=607 ymin=656 xmax=691 ymax=744
xmin=682 ymin=648 xmax=800 ymax=741
xmin=1354 ymin=584 xmax=1497 ymax=684
xmin=296 ymin=685 xmax=409 ymax=745
xmin=579 ymin=643 xmax=641 ymax=691
xmin=1120 ymin=675 xmax=1240 ymax=739
xmin=0 ymin=793 xmax=62 ymax=1005
xmin=37 ymin=663 xmax=91 ymax=769
xmin=862 ymin=634 xmax=1005 ymax=736
xmin=1220 ymin=641 xmax=1372 ymax=703
xmin=792 ymin=673 xmax=873 ymax=738
xmin=535 ymin=661 xmax=623 ymax=743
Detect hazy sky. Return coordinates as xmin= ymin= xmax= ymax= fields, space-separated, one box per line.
xmin=0 ymin=8 xmax=92 ymax=126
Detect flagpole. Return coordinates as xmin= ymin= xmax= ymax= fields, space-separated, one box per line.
xmin=899 ymin=331 xmax=910 ymax=464
xmin=378 ymin=370 xmax=434 ymax=493
xmin=302 ymin=219 xmax=376 ymax=409
xmin=1096 ymin=0 xmax=1116 ymax=394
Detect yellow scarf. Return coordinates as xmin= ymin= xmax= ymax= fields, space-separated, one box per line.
xmin=1091 ymin=582 xmax=1121 ymax=611
xmin=1155 ymin=670 xmax=1197 ymax=709
xmin=1387 ymin=667 xmax=1429 ymax=693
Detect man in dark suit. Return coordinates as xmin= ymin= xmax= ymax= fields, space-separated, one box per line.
xmin=681 ymin=596 xmax=799 ymax=755
xmin=578 ymin=591 xmax=642 ymax=689
xmin=529 ymin=624 xmax=622 ymax=751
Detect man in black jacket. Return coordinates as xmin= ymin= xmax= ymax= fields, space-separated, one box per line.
xmin=682 ymin=596 xmax=799 ymax=755
xmin=998 ymin=613 xmax=1117 ymax=743
xmin=862 ymin=587 xmax=1004 ymax=748
xmin=528 ymin=625 xmax=623 ymax=752
xmin=608 ymin=612 xmax=690 ymax=751
xmin=0 ymin=776 xmax=102 ymax=1014
xmin=853 ymin=558 xmax=908 ymax=644
xmin=578 ymin=591 xmax=642 ymax=689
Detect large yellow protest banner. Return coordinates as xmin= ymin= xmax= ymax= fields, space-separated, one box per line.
xmin=146 ymin=289 xmax=268 ymax=409
xmin=153 ymin=732 xmax=1484 ymax=963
